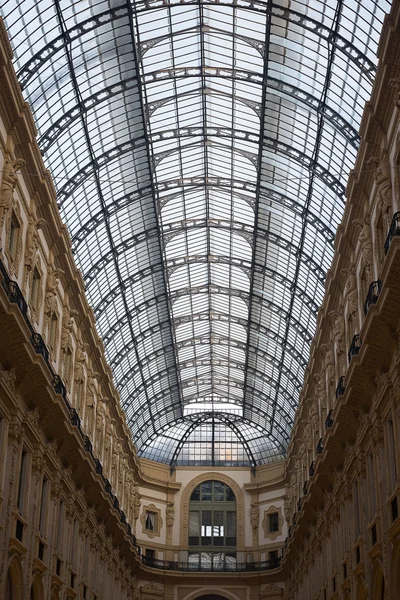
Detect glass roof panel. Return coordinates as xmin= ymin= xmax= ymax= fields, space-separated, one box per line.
xmin=1 ymin=0 xmax=391 ymax=466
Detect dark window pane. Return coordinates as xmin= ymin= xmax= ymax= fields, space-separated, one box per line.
xmin=214 ymin=481 xmax=224 ymax=501
xmin=189 ymin=537 xmax=199 ymax=545
xmin=201 ymin=482 xmax=212 ymax=501
xmin=202 ymin=511 xmax=212 ymax=526
xmin=191 ymin=485 xmax=200 ymax=501
xmin=226 ymin=537 xmax=237 ymax=546
xmin=226 ymin=511 xmax=236 ymax=537
xmin=201 ymin=537 xmax=212 ymax=546
xmin=225 ymin=486 xmax=235 ymax=501
xmin=269 ymin=512 xmax=279 ymax=532
xmin=214 ymin=511 xmax=223 ymax=526
xmin=189 ymin=511 xmax=200 ymax=536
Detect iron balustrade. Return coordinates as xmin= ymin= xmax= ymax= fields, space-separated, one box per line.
xmin=309 ymin=461 xmax=315 ymax=477
xmin=336 ymin=376 xmax=345 ymax=398
xmin=303 ymin=480 xmax=308 ymax=495
xmin=325 ymin=410 xmax=334 ymax=429
xmin=348 ymin=334 xmax=361 ymax=363
xmin=316 ymin=437 xmax=324 ymax=454
xmin=384 ymin=211 xmax=400 ymax=255
xmin=141 ymin=555 xmax=281 ymax=572
xmin=297 ymin=498 xmax=302 ymax=512
xmin=364 ymin=280 xmax=381 ymax=316
xmin=52 ymin=374 xmax=66 ymax=398
xmin=0 ymin=257 xmax=137 ymax=549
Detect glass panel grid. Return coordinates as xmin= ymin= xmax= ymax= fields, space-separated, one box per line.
xmin=1 ymin=0 xmax=391 ymax=466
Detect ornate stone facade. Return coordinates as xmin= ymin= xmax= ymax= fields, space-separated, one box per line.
xmin=281 ymin=3 xmax=400 ymax=598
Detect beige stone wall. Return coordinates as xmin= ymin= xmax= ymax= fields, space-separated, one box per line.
xmin=136 ymin=461 xmax=287 ymax=563
xmin=282 ymin=2 xmax=400 ymax=598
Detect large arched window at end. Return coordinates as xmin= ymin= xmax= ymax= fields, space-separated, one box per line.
xmin=188 ymin=480 xmax=236 ymax=570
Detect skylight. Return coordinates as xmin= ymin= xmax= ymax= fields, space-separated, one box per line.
xmin=1 ymin=0 xmax=391 ymax=467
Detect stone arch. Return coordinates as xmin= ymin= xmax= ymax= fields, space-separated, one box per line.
xmin=50 ymin=590 xmax=60 ymax=600
xmin=5 ymin=556 xmax=24 ymax=600
xmin=180 ymin=472 xmax=245 ymax=550
xmin=356 ymin=579 xmax=367 ymax=600
xmin=30 ymin=574 xmax=44 ymax=600
xmin=370 ymin=560 xmax=385 ymax=600
xmin=390 ymin=538 xmax=400 ymax=597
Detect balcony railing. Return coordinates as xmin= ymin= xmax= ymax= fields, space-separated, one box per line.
xmin=384 ymin=211 xmax=400 ymax=254
xmin=303 ymin=480 xmax=308 ymax=495
xmin=309 ymin=461 xmax=315 ymax=477
xmin=364 ymin=280 xmax=381 ymax=316
xmin=348 ymin=334 xmax=361 ymax=363
xmin=141 ymin=555 xmax=281 ymax=572
xmin=325 ymin=410 xmax=334 ymax=429
xmin=0 ymin=258 xmax=137 ymax=548
xmin=316 ymin=438 xmax=324 ymax=454
xmin=336 ymin=376 xmax=345 ymax=398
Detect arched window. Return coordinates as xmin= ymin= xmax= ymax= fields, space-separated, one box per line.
xmin=188 ymin=480 xmax=236 ymax=570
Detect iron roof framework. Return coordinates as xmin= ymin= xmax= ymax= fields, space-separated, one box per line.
xmin=1 ymin=0 xmax=391 ymax=466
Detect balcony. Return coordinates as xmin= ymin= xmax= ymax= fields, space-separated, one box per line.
xmin=325 ymin=410 xmax=334 ymax=429
xmin=348 ymin=334 xmax=361 ymax=363
xmin=384 ymin=211 xmax=400 ymax=254
xmin=141 ymin=555 xmax=281 ymax=572
xmin=336 ymin=376 xmax=345 ymax=398
xmin=364 ymin=280 xmax=381 ymax=316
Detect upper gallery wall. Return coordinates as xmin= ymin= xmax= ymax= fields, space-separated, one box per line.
xmin=0 ymin=0 xmax=391 ymax=466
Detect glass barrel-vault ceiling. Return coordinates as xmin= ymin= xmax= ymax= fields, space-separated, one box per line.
xmin=1 ymin=0 xmax=391 ymax=467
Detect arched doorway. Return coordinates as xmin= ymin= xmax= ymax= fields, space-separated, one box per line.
xmin=390 ymin=538 xmax=400 ymax=595
xmin=188 ymin=480 xmax=236 ymax=570
xmin=371 ymin=561 xmax=385 ymax=600
xmin=5 ymin=558 xmax=23 ymax=600
xmin=30 ymin=575 xmax=44 ymax=600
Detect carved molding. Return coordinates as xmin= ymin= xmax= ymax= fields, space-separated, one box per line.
xmin=262 ymin=505 xmax=284 ymax=541
xmin=140 ymin=503 xmax=163 ymax=539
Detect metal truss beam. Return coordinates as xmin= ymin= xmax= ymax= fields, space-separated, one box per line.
xmin=51 ymin=0 xmax=158 ymax=436
xmin=150 ymin=126 xmax=345 ymax=199
xmin=269 ymin=0 xmax=344 ymax=434
xmin=138 ymin=409 xmax=288 ymax=456
xmin=134 ymin=2 xmax=376 ymax=82
xmin=71 ymin=179 xmax=335 ymax=248
xmin=89 ymin=242 xmax=322 ymax=317
xmin=17 ymin=5 xmax=130 ymax=89
xmin=104 ymin=308 xmax=307 ymax=380
xmin=56 ymin=125 xmax=344 ymax=209
xmin=166 ymin=412 xmax=258 ymax=468
xmin=122 ymin=357 xmax=298 ymax=422
xmin=20 ymin=2 xmax=374 ymax=94
xmin=123 ymin=368 xmax=296 ymax=424
xmin=106 ymin=285 xmax=312 ymax=385
xmin=83 ymin=226 xmax=158 ymax=284
xmin=37 ymin=71 xmax=358 ymax=160
xmin=113 ymin=326 xmax=303 ymax=391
